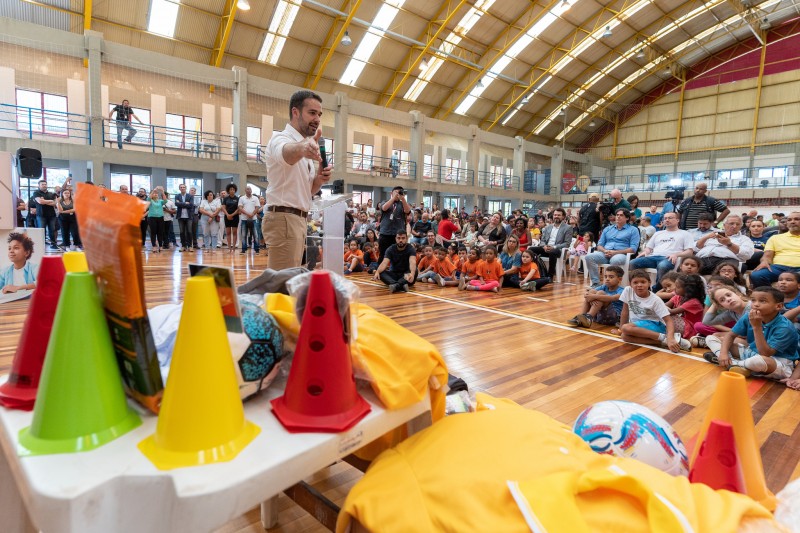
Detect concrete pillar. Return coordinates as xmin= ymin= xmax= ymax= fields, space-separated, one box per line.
xmin=84 ymin=30 xmax=104 ymax=147
xmin=232 ymin=66 xmax=248 ymax=185
xmin=409 ymin=110 xmax=425 ymax=204
xmin=467 ymin=125 xmax=480 ymax=187
xmin=334 ymin=92 xmax=348 ymax=175
xmin=550 ymin=146 xmax=564 ymax=197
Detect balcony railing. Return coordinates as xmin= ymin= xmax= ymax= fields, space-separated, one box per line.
xmin=422 ymin=163 xmax=474 ymax=185
xmin=0 ymin=104 xmax=91 ymax=144
xmin=478 ymin=170 xmax=520 ymax=191
xmin=102 ymin=119 xmax=239 ymax=160
xmin=344 ymin=153 xmax=416 ymax=179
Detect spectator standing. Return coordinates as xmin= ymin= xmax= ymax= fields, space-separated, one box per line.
xmin=578 ymin=193 xmax=601 ymax=240
xmin=199 ymin=190 xmax=221 ymax=252
xmin=378 ymin=186 xmax=411 ymax=263
xmin=56 ymin=188 xmax=81 ymax=251
xmin=238 ymin=185 xmax=261 ymax=254
xmin=609 ymin=189 xmax=632 ymax=211
xmin=108 ymin=99 xmax=143 ymax=149
xmin=222 ymin=183 xmax=240 ymax=253
xmin=677 ymin=183 xmax=730 ymax=230
xmin=162 ymin=192 xmax=176 ymax=249
xmin=189 ymin=187 xmax=201 ymax=249
xmin=437 ymin=209 xmax=461 ymax=246
xmin=31 ymin=179 xmax=59 ymax=250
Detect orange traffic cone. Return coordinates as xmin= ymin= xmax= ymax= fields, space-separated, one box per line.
xmin=690 ymin=372 xmax=775 ymax=510
xmin=271 ymin=271 xmax=371 ymax=432
xmin=0 ymin=256 xmax=66 ymax=410
xmin=689 ymin=420 xmax=746 ymax=494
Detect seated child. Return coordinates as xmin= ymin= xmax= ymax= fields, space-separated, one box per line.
xmin=463 ymin=222 xmax=479 ymax=249
xmin=417 ymin=245 xmax=440 ymax=283
xmin=665 ymin=274 xmax=706 ymax=341
xmin=692 ymin=286 xmax=750 ymax=348
xmin=616 ymin=269 xmax=691 ymax=352
xmin=432 ymin=246 xmax=459 ymax=287
xmin=364 ymin=242 xmax=380 ymax=273
xmin=778 ymin=272 xmax=800 ymax=328
xmin=655 ymin=271 xmax=679 ymax=302
xmin=677 ymin=256 xmax=701 ymax=277
xmin=453 ymin=246 xmax=468 ymax=279
xmin=459 ymin=247 xmax=481 ymax=286
xmin=568 ymin=231 xmax=593 ymax=273
xmin=711 ymin=260 xmax=747 ymax=295
xmin=461 ymin=245 xmax=504 ymax=293
xmin=343 ymin=238 xmax=364 ymax=274
xmin=704 ymin=286 xmax=798 ymax=380
xmin=0 ymin=232 xmax=37 ymax=294
xmin=567 ymin=265 xmax=623 ymax=327
xmin=518 ymin=249 xmax=551 ymax=292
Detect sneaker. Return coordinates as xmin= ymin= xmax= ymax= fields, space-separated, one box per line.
xmin=703 ymin=351 xmax=719 ymax=365
xmin=690 ymin=336 xmax=707 ymax=348
xmin=389 ymin=283 xmax=399 ymax=293
xmin=458 ymin=276 xmax=466 ymax=290
xmin=566 ymin=315 xmax=581 ymax=327
xmin=492 ymin=286 xmax=499 ymax=293
xmin=529 ymin=282 xmax=537 ymax=292
xmin=437 ymin=274 xmax=446 ymax=287
xmin=677 ymin=335 xmax=692 ymax=352
xmin=728 ymin=366 xmax=752 ymax=378
xmin=240 ymin=250 xmax=247 ymax=254
xmin=344 ymin=269 xmax=352 ymax=275
xmin=573 ymin=314 xmax=590 ymax=328
xmin=400 ymin=284 xmax=409 ymax=292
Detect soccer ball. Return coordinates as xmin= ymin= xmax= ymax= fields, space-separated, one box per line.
xmin=227 ymin=302 xmax=284 ymax=401
xmin=572 ymin=400 xmax=689 ymax=476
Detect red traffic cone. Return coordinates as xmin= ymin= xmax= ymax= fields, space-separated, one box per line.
xmin=0 ymin=256 xmax=66 ymax=410
xmin=689 ymin=420 xmax=746 ymax=494
xmin=271 ymin=271 xmax=371 ymax=432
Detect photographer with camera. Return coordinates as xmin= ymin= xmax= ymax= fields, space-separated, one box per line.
xmin=676 ymin=183 xmax=729 ymax=230
xmin=378 ymin=185 xmax=411 ymax=263
xmin=578 ymin=193 xmax=602 ymax=240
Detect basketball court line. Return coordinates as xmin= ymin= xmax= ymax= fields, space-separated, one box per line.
xmin=352 ymin=280 xmax=705 ymax=363
xmin=525 ymin=296 xmax=550 ymax=302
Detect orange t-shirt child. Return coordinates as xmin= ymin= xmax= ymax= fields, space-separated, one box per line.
xmin=435 ymin=256 xmax=457 ymax=280
xmin=344 ymin=249 xmax=364 ymax=273
xmin=461 ymin=258 xmax=481 ymax=280
xmin=467 ymin=259 xmax=504 ymax=291
xmin=417 ymin=255 xmax=438 ymax=273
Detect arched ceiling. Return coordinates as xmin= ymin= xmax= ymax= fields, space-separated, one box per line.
xmin=4 ymin=0 xmax=800 ymax=149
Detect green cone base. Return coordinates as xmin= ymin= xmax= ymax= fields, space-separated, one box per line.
xmin=138 ymin=419 xmax=260 ymax=471
xmin=18 ymin=409 xmax=141 ymax=456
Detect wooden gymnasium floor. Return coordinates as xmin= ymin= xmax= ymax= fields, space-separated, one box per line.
xmin=2 ymin=249 xmax=800 ymax=532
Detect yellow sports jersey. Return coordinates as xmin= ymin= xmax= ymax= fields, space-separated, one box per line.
xmin=338 ymin=393 xmax=773 ymax=533
xmin=766 ymin=231 xmax=800 ymax=267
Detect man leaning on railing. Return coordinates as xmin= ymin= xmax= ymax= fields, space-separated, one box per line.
xmin=108 ymin=99 xmax=143 ymax=149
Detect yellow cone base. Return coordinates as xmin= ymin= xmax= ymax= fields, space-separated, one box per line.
xmin=138 ymin=419 xmax=260 ymax=471
xmin=18 ymin=410 xmax=141 ymax=457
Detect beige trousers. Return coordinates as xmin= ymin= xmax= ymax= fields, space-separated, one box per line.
xmin=263 ymin=210 xmax=306 ymax=270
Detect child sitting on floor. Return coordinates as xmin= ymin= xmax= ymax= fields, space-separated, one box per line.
xmin=432 ymin=246 xmax=459 ymax=287
xmin=344 ymin=239 xmax=364 ymax=275
xmin=460 ymin=247 xmax=482 ymax=285
xmin=453 ymin=246 xmax=468 ymax=279
xmin=711 ymin=260 xmax=747 ymax=295
xmin=616 ymin=269 xmax=691 ymax=353
xmin=461 ymin=245 xmax=504 ymax=293
xmin=518 ymin=249 xmax=551 ymax=292
xmin=678 ymin=256 xmax=701 ymax=276
xmin=655 ymin=271 xmax=680 ymax=302
xmin=665 ymin=274 xmax=706 ymax=342
xmin=364 ymin=242 xmax=380 ymax=273
xmin=691 ymin=286 xmax=751 ymax=348
xmin=704 ymin=286 xmax=798 ymax=380
xmin=567 ymin=265 xmax=623 ymax=327
xmin=778 ymin=272 xmax=800 ymax=328
xmin=417 ymin=245 xmax=440 ymax=284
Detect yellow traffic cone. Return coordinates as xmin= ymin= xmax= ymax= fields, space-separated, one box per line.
xmin=138 ymin=276 xmax=259 ymax=470
xmin=690 ymin=371 xmax=775 ymax=510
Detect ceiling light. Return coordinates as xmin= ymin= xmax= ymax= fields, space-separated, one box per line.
xmin=477 ymin=78 xmax=484 ymax=88
xmin=589 ymin=121 xmax=596 ymax=127
xmin=237 ymin=0 xmax=251 ymax=10
xmin=419 ymin=58 xmax=428 ymax=71
xmin=341 ymin=31 xmax=352 ymax=46
xmin=602 ymin=26 xmax=613 ymax=38
xmin=521 ymin=95 xmax=530 ymax=104
xmin=636 ymin=49 xmax=645 ymax=59
xmin=558 ymin=108 xmax=565 ymax=116
xmin=760 ymin=17 xmax=770 ymax=30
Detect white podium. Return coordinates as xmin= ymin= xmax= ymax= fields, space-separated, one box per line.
xmin=309 ymin=193 xmax=355 ymax=274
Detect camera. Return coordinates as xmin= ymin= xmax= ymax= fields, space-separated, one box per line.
xmin=396 ymin=189 xmax=405 ymax=196
xmin=664 ymin=186 xmax=685 ymax=202
xmin=597 ymin=200 xmax=615 ymax=218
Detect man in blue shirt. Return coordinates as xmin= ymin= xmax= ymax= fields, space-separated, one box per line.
xmin=704 ymin=286 xmax=798 ymax=380
xmin=584 ymin=209 xmax=640 ymax=288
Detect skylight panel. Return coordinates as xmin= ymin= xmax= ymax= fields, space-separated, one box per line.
xmin=257 ymin=0 xmax=301 ymax=64
xmin=148 ymin=0 xmax=179 ymax=38
xmin=339 ymin=1 xmax=404 ymax=86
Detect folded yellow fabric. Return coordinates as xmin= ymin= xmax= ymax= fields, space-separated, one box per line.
xmin=337 ymin=393 xmax=773 ymax=533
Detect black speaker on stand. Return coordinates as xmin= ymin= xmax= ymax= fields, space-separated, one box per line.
xmin=331 ymin=179 xmax=344 ymax=194
xmin=16 ymin=148 xmax=43 ymax=178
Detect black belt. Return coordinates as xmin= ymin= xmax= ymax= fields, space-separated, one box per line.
xmin=268 ymin=205 xmax=308 ymax=218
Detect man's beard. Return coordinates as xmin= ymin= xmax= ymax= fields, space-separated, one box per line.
xmin=396 ymin=242 xmax=407 ymax=249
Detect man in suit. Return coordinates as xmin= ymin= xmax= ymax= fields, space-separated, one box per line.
xmin=174 ymin=184 xmax=194 ymax=251
xmin=529 ymin=207 xmax=572 ymax=279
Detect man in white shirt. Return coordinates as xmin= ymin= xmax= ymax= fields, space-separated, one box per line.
xmin=238 ymin=186 xmax=261 ymax=254
xmin=629 ymin=212 xmax=694 ymax=288
xmin=263 ymin=90 xmax=332 ymax=269
xmin=695 ymin=215 xmax=754 ymax=274
xmin=163 ymin=192 xmax=177 ymax=249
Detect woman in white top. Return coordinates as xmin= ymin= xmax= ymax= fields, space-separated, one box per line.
xmin=199 ymin=190 xmax=221 ymax=251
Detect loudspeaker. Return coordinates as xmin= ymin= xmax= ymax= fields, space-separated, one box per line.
xmin=16 ymin=148 xmax=42 ymax=178
xmin=331 ymin=179 xmax=344 ymax=195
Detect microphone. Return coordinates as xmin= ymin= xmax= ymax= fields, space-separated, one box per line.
xmin=319 ymin=137 xmax=328 ymax=168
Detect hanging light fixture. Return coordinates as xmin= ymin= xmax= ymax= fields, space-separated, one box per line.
xmin=589 ymin=121 xmax=596 ymax=127
xmin=636 ymin=48 xmax=645 ymax=59
xmin=558 ymin=108 xmax=565 ymax=116
xmin=237 ymin=0 xmax=251 ymax=10
xmin=602 ymin=26 xmax=613 ymax=38
xmin=419 ymin=58 xmax=428 ymax=71
xmin=341 ymin=31 xmax=352 ymax=46
xmin=521 ymin=95 xmax=530 ymax=104
xmin=477 ymin=78 xmax=484 ymax=88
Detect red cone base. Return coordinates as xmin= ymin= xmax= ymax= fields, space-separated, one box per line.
xmin=0 ymin=256 xmax=66 ymax=410
xmin=271 ymin=271 xmax=370 ymax=432
xmin=689 ymin=420 xmax=746 ymax=494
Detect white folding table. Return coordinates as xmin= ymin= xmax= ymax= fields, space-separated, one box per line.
xmin=0 ymin=375 xmax=432 ymax=533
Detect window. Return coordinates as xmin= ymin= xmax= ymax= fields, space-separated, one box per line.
xmin=392 ymin=149 xmax=410 ymax=176
xmin=352 ymin=143 xmax=374 ymax=172
xmin=165 ymin=113 xmax=202 ymax=150
xmin=108 ymin=104 xmax=151 ymax=144
xmin=488 ymin=200 xmax=504 ymax=214
xmin=489 ymin=165 xmax=505 ymax=187
xmin=757 ymin=167 xmax=787 ymax=179
xmin=352 ymin=191 xmax=373 ymax=205
xmin=18 ymin=168 xmax=70 ymax=203
xmin=423 ymin=195 xmax=433 ymax=209
xmin=444 ymin=157 xmax=460 ymax=182
xmin=423 ymin=154 xmax=433 ymax=178
xmin=148 ymin=0 xmax=179 ymax=38
xmin=111 ymin=173 xmax=152 ymax=193
xmin=443 ymin=197 xmax=459 ymax=211
xmin=246 ymin=127 xmax=261 ymax=160
xmin=16 ymin=89 xmax=68 ymax=136
xmin=166 ymin=176 xmax=203 ymax=196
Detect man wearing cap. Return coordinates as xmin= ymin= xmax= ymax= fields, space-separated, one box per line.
xmin=578 ymin=193 xmax=601 ymax=241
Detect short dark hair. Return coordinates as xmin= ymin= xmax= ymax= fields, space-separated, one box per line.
xmin=226 ymin=183 xmax=238 ymax=193
xmin=204 ymin=190 xmax=214 ymax=199
xmin=752 ymin=286 xmax=784 ymax=304
xmin=553 ymin=207 xmax=567 ymax=217
xmin=395 ymin=230 xmax=407 ymax=236
xmin=289 ymin=90 xmax=322 ymax=116
xmin=615 ymin=208 xmax=631 ymax=220
xmin=7 ymin=232 xmax=34 ymax=259
xmin=628 ymin=269 xmax=651 ymax=282
xmin=605 ymin=265 xmax=624 ymax=278
xmin=697 ymin=213 xmax=715 ymax=223
xmin=660 ymin=271 xmax=680 ymax=284
xmin=433 ymin=246 xmax=446 ymax=253
xmin=392 ymin=185 xmax=404 ymax=193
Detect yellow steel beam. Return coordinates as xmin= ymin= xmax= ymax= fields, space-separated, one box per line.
xmin=674 ymin=72 xmax=687 ymax=159
xmin=309 ymin=0 xmax=364 ymax=90
xmin=750 ymin=41 xmax=768 ymax=153
xmin=83 ymin=0 xmax=93 ymax=67
xmin=381 ymin=0 xmax=468 ymax=107
xmin=304 ymin=0 xmax=351 ymax=88
xmin=210 ymin=0 xmax=238 ymax=68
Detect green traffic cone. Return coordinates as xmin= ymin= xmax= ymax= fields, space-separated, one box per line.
xmin=18 ymin=272 xmax=141 ymax=456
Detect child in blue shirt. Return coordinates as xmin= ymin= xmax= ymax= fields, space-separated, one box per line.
xmin=705 ymin=286 xmax=798 ymax=380
xmin=567 ymin=266 xmax=624 ymax=328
